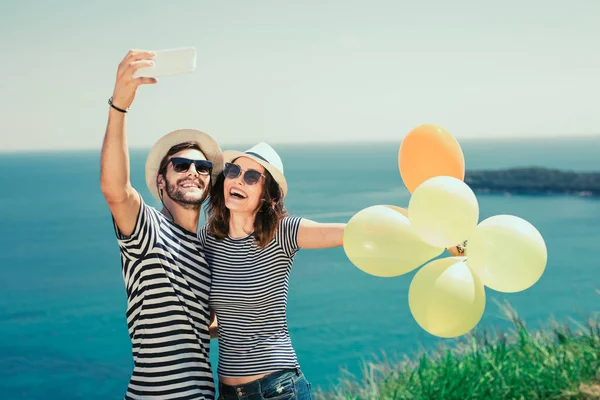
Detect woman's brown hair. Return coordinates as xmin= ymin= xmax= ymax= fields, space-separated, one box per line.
xmin=206 ymin=163 xmax=287 ymax=248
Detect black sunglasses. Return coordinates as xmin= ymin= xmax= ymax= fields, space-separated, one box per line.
xmin=223 ymin=162 xmax=265 ymax=185
xmin=169 ymin=157 xmax=213 ymax=175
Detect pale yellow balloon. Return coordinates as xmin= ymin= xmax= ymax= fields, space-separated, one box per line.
xmin=384 ymin=205 xmax=409 ymax=218
xmin=408 ymin=176 xmax=479 ymax=248
xmin=343 ymin=205 xmax=444 ymax=277
xmin=466 ymin=215 xmax=547 ymax=293
xmin=409 ymin=257 xmax=486 ymax=338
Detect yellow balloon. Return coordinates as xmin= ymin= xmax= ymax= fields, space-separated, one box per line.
xmin=384 ymin=205 xmax=409 ymax=218
xmin=466 ymin=215 xmax=547 ymax=293
xmin=408 ymin=176 xmax=479 ymax=248
xmin=409 ymin=257 xmax=486 ymax=338
xmin=343 ymin=205 xmax=444 ymax=277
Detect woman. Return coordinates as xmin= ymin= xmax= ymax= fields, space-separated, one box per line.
xmin=200 ymin=142 xmax=462 ymax=399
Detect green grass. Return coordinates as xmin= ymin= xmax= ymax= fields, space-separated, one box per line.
xmin=315 ymin=302 xmax=600 ymax=400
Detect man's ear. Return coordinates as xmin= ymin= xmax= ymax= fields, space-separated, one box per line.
xmin=157 ymin=174 xmax=165 ymax=190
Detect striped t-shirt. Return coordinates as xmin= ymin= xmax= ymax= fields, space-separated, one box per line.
xmin=199 ymin=216 xmax=303 ymax=377
xmin=113 ymin=198 xmax=214 ymax=399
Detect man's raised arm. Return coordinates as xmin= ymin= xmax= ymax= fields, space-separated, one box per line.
xmin=100 ymin=50 xmax=156 ymax=237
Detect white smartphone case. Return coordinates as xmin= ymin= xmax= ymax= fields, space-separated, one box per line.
xmin=133 ymin=47 xmax=197 ymax=78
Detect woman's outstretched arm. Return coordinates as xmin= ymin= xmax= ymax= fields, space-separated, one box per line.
xmin=297 ymin=219 xmax=345 ymax=249
xmin=297 ymin=218 xmax=465 ymax=256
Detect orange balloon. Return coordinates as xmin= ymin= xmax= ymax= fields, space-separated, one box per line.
xmin=398 ymin=124 xmax=465 ymax=193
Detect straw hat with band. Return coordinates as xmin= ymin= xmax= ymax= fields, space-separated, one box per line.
xmin=145 ymin=129 xmax=224 ymax=201
xmin=222 ymin=142 xmax=288 ymax=198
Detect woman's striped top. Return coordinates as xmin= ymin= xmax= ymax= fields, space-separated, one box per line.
xmin=199 ymin=216 xmax=303 ymax=377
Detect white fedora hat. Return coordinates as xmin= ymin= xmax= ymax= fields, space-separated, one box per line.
xmin=145 ymin=129 xmax=223 ymax=201
xmin=222 ymin=142 xmax=288 ymax=197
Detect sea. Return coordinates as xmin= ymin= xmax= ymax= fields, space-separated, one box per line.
xmin=0 ymin=137 xmax=599 ymax=399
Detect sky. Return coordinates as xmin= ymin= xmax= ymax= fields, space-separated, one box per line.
xmin=1 ymin=0 xmax=599 ymax=151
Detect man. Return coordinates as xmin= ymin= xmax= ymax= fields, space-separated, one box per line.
xmin=100 ymin=50 xmax=221 ymax=399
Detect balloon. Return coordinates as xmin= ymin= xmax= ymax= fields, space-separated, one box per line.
xmin=408 ymin=176 xmax=479 ymax=248
xmin=409 ymin=257 xmax=486 ymax=338
xmin=384 ymin=205 xmax=409 ymax=218
xmin=343 ymin=205 xmax=444 ymax=277
xmin=399 ymin=124 xmax=465 ymax=193
xmin=466 ymin=215 xmax=547 ymax=293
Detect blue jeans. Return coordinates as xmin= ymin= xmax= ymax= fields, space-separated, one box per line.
xmin=218 ymin=368 xmax=312 ymax=400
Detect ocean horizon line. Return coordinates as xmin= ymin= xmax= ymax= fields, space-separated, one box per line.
xmin=1 ymin=134 xmax=599 ymax=155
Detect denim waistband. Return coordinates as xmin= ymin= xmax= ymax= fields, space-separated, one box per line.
xmin=218 ymin=368 xmax=302 ymax=397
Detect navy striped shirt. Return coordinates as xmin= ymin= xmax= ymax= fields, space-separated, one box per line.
xmin=113 ymin=198 xmax=214 ymax=399
xmin=199 ymin=216 xmax=303 ymax=377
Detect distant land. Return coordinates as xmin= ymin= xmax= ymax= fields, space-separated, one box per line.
xmin=465 ymin=167 xmax=600 ymax=197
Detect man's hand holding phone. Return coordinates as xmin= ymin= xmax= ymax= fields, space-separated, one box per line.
xmin=111 ymin=50 xmax=157 ymax=112
xmin=110 ymin=47 xmax=197 ymax=112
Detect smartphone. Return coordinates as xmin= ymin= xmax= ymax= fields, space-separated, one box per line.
xmin=133 ymin=47 xmax=197 ymax=78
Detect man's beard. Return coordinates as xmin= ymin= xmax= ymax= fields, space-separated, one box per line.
xmin=165 ymin=176 xmax=207 ymax=210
